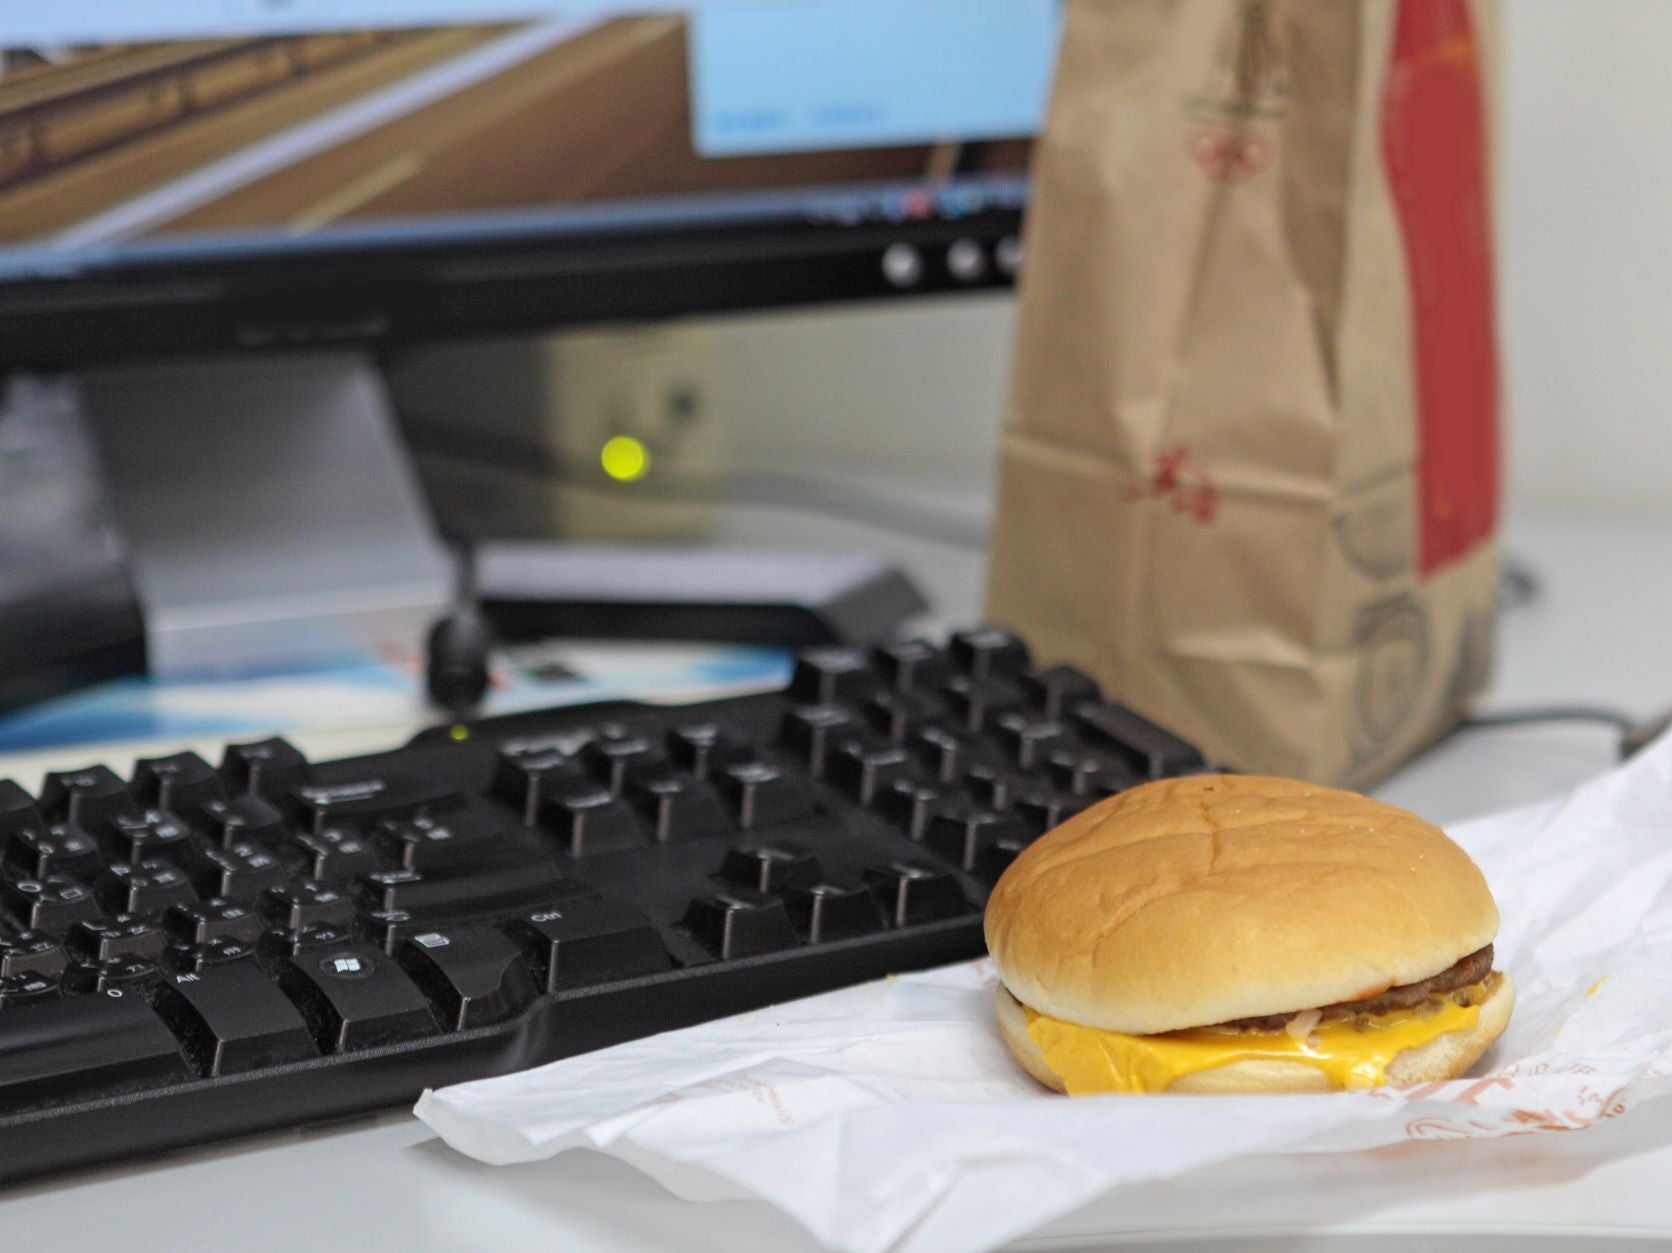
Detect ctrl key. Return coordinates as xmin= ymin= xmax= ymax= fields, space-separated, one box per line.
xmin=277 ymin=944 xmax=439 ymax=1053
xmin=0 ymin=995 xmax=190 ymax=1115
xmin=865 ymin=861 xmax=971 ymax=928
xmin=507 ymin=898 xmax=670 ymax=991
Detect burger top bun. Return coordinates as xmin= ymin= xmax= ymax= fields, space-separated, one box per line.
xmin=984 ymin=774 xmax=1499 ymax=1036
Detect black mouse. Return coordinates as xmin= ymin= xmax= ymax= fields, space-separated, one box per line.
xmin=425 ymin=599 xmax=493 ymax=718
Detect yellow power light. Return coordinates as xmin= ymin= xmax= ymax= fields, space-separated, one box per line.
xmin=600 ymin=435 xmax=651 ymax=482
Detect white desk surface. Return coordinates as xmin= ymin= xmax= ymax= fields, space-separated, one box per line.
xmin=2 ymin=507 xmax=1669 ymax=1252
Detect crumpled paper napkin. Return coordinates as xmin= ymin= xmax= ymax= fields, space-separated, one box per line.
xmin=416 ymin=732 xmax=1672 ymax=1253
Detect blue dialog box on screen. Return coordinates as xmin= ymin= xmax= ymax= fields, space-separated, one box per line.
xmin=689 ymin=0 xmax=1062 ymax=157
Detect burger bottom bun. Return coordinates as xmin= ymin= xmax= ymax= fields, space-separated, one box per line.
xmin=996 ymin=974 xmax=1515 ymax=1095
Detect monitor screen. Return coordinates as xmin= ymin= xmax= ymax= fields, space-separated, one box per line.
xmin=0 ymin=3 xmax=1058 ymax=287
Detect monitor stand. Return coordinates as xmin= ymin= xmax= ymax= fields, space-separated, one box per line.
xmin=66 ymin=350 xmax=452 ymax=678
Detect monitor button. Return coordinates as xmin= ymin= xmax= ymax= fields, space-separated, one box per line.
xmin=996 ymin=234 xmax=1024 ymax=277
xmin=946 ymin=239 xmax=987 ymax=283
xmin=881 ymin=243 xmax=923 ymax=288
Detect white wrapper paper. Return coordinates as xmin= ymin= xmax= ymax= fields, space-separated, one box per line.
xmin=416 ymin=733 xmax=1672 ymax=1253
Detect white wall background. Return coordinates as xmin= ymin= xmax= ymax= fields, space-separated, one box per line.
xmin=707 ymin=0 xmax=1672 ymax=520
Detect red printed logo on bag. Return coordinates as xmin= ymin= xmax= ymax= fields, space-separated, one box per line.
xmin=1184 ymin=0 xmax=1287 ymax=183
xmin=1187 ymin=128 xmax=1273 ymax=183
xmin=1127 ymin=443 xmax=1220 ymax=524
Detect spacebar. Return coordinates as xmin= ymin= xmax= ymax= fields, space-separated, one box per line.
xmin=0 ymin=996 xmax=190 ymax=1114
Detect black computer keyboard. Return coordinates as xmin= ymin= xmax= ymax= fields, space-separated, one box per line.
xmin=0 ymin=627 xmax=1208 ymax=1184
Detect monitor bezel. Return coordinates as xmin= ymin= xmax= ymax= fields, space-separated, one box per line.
xmin=0 ymin=200 xmax=1024 ymax=370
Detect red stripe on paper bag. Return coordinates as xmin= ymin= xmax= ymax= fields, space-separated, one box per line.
xmin=1382 ymin=0 xmax=1501 ymax=576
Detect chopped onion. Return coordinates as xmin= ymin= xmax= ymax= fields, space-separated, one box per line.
xmin=1285 ymin=1008 xmax=1323 ymax=1040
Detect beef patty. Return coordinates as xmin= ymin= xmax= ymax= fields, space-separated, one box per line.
xmin=1215 ymin=944 xmax=1495 ymax=1033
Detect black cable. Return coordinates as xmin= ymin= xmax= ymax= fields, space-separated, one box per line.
xmin=1499 ymin=553 xmax=1540 ymax=610
xmin=1459 ymin=706 xmax=1637 ymax=733
xmin=1456 ymin=704 xmax=1672 ymax=761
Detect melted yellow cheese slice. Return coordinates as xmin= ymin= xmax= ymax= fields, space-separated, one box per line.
xmin=1025 ymin=985 xmax=1485 ymax=1094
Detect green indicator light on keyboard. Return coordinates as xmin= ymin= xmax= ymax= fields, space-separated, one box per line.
xmin=449 ymin=724 xmax=470 ymax=742
xmin=600 ymin=435 xmax=650 ymax=482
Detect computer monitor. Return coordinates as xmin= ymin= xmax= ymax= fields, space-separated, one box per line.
xmin=0 ymin=2 xmax=1058 ymax=368
xmin=0 ymin=2 xmax=1059 ymax=677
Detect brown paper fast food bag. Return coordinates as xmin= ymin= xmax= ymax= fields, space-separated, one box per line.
xmin=985 ymin=0 xmax=1501 ymax=787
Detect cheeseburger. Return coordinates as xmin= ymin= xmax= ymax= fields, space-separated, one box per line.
xmin=986 ymin=774 xmax=1511 ymax=1095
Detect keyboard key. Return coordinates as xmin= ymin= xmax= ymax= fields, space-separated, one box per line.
xmin=261 ymin=881 xmax=355 ymax=932
xmin=0 ymin=994 xmax=190 ymax=1115
xmin=788 ymin=647 xmax=873 ymax=705
xmin=541 ymin=789 xmax=643 ymax=857
xmin=0 ymin=931 xmax=66 ymax=979
xmin=64 ymin=955 xmax=162 ymax=994
xmin=872 ymin=638 xmax=950 ymax=693
xmin=259 ymin=924 xmax=354 ymax=962
xmin=70 ymin=916 xmax=168 ymax=962
xmin=683 ymin=887 xmax=800 ymax=960
xmin=964 ymin=763 xmax=1026 ymax=812
xmin=665 ymin=722 xmax=754 ymax=779
xmin=130 ymin=752 xmax=226 ymax=814
xmin=192 ymin=843 xmax=288 ymax=901
xmin=195 ymin=795 xmax=288 ymax=848
xmin=165 ymin=899 xmax=265 ymax=946
xmin=289 ymin=828 xmax=382 ymax=883
xmin=866 ymin=861 xmax=970 ymax=927
xmin=356 ymin=850 xmax=569 ymax=921
xmin=396 ymin=927 xmax=536 ymax=1029
xmin=1021 ymin=664 xmax=1100 ymax=720
xmin=0 ymin=971 xmax=61 ymax=1007
xmin=0 ymin=781 xmax=42 ymax=839
xmin=4 ymin=823 xmax=102 ymax=880
xmin=777 ymin=704 xmax=860 ymax=778
xmin=863 ymin=689 xmax=945 ymax=744
xmin=497 ymin=729 xmax=595 ymax=759
xmin=949 ymin=627 xmax=1031 ymax=680
xmin=1047 ymin=749 xmax=1137 ymax=798
xmin=782 ymin=880 xmax=884 ymax=943
xmin=106 ymin=809 xmax=195 ymax=865
xmin=98 ymin=859 xmax=197 ymax=916
xmin=720 ymin=762 xmax=816 ymax=830
xmin=167 ymin=938 xmax=260 ymax=975
xmin=944 ymin=675 xmax=1026 ymax=733
xmin=912 ymin=726 xmax=966 ymax=784
xmin=721 ymin=843 xmax=820 ymax=894
xmin=829 ymin=743 xmax=913 ymax=806
xmin=1015 ymin=791 xmax=1090 ymax=835
xmin=1072 ymin=701 xmax=1210 ymax=779
xmin=492 ymin=749 xmax=584 ymax=826
xmin=376 ymin=809 xmax=502 ymax=871
xmin=926 ymin=808 xmax=1029 ymax=871
xmin=879 ymin=778 xmax=943 ymax=840
xmin=974 ymin=834 xmax=1032 ymax=885
xmin=291 ymin=771 xmax=460 ymax=835
xmin=153 ymin=963 xmax=319 ymax=1076
xmin=994 ymin=713 xmax=1071 ymax=769
xmin=278 ymin=944 xmax=438 ymax=1052
xmin=507 ymin=898 xmax=670 ymax=991
xmin=630 ymin=775 xmax=731 ymax=842
xmin=581 ymin=735 xmax=668 ymax=794
xmin=221 ymin=738 xmax=309 ymax=802
xmin=5 ymin=871 xmax=99 ymax=931
xmin=39 ymin=766 xmax=135 ymax=828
